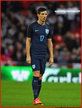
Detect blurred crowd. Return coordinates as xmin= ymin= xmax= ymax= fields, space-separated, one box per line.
xmin=1 ymin=1 xmax=81 ymax=66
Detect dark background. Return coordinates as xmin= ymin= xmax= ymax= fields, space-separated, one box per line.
xmin=1 ymin=1 xmax=81 ymax=66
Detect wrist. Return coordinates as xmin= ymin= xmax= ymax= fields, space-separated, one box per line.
xmin=27 ymin=55 xmax=31 ymax=57
xmin=50 ymin=56 xmax=53 ymax=58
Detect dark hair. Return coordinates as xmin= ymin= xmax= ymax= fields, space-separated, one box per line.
xmin=37 ymin=7 xmax=47 ymax=14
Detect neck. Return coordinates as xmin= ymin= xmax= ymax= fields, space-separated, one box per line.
xmin=37 ymin=20 xmax=45 ymax=25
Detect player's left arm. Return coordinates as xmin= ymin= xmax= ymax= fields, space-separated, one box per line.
xmin=48 ymin=38 xmax=54 ymax=67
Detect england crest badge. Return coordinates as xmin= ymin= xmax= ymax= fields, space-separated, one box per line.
xmin=45 ymin=29 xmax=49 ymax=34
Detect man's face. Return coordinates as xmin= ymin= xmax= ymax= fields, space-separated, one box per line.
xmin=37 ymin=11 xmax=47 ymax=22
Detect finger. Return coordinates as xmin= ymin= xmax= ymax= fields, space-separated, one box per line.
xmin=49 ymin=63 xmax=52 ymax=67
xmin=27 ymin=60 xmax=31 ymax=64
xmin=49 ymin=64 xmax=52 ymax=67
xmin=49 ymin=62 xmax=53 ymax=66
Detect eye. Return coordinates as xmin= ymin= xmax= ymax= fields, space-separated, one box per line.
xmin=41 ymin=13 xmax=44 ymax=15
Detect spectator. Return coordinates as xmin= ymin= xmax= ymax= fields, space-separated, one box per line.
xmin=1 ymin=1 xmax=81 ymax=66
xmin=64 ymin=32 xmax=77 ymax=51
xmin=1 ymin=25 xmax=7 ymax=38
xmin=8 ymin=24 xmax=17 ymax=36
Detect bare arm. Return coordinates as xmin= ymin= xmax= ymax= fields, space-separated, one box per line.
xmin=48 ymin=38 xmax=54 ymax=66
xmin=26 ymin=37 xmax=31 ymax=64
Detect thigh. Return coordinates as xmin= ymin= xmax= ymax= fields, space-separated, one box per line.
xmin=31 ymin=55 xmax=40 ymax=71
xmin=40 ymin=56 xmax=46 ymax=75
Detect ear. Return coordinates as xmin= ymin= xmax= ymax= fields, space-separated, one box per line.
xmin=37 ymin=14 xmax=40 ymax=18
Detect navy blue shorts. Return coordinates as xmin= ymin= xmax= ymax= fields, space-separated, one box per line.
xmin=31 ymin=55 xmax=46 ymax=75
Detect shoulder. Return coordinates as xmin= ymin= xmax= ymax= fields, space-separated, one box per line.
xmin=29 ymin=21 xmax=37 ymax=28
xmin=45 ymin=22 xmax=49 ymax=26
xmin=45 ymin=23 xmax=51 ymax=29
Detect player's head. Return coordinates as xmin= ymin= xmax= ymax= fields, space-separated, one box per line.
xmin=37 ymin=7 xmax=47 ymax=22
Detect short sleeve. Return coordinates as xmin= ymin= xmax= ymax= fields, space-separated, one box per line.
xmin=27 ymin=24 xmax=33 ymax=38
xmin=47 ymin=27 xmax=52 ymax=39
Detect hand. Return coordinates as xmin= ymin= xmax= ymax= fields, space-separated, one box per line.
xmin=49 ymin=57 xmax=54 ymax=67
xmin=26 ymin=56 xmax=31 ymax=64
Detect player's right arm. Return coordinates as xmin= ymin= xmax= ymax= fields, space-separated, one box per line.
xmin=26 ymin=24 xmax=33 ymax=64
xmin=26 ymin=37 xmax=31 ymax=64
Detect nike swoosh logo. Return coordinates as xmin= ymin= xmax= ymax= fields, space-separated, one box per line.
xmin=35 ymin=101 xmax=41 ymax=104
xmin=35 ymin=101 xmax=38 ymax=103
xmin=35 ymin=30 xmax=39 ymax=32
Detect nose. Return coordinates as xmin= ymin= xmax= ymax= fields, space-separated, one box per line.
xmin=44 ymin=15 xmax=46 ymax=18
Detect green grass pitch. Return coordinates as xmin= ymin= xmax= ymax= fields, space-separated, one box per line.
xmin=1 ymin=80 xmax=81 ymax=107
